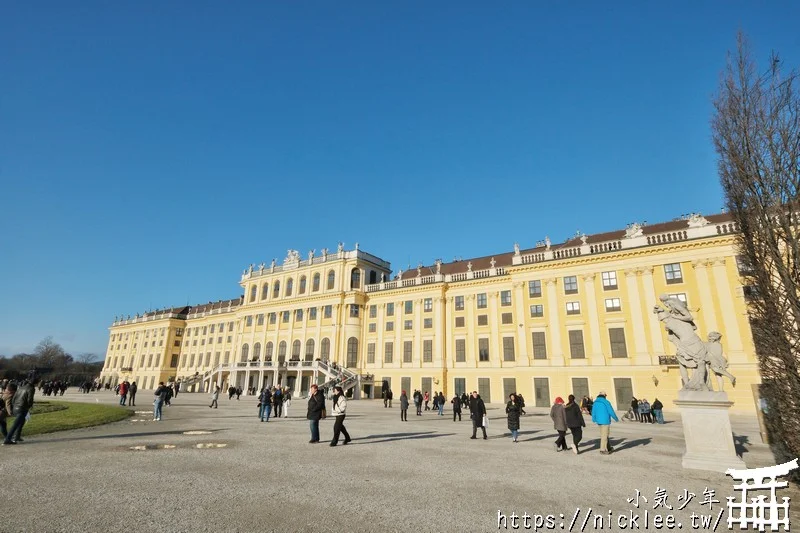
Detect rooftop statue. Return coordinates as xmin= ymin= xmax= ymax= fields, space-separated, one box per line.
xmin=545 ymin=236 xmax=551 ymax=250
xmin=337 ymin=242 xmax=344 ymax=253
xmin=514 ymin=243 xmax=520 ymax=256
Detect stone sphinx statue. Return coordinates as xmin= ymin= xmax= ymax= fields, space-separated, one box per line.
xmin=653 ymin=294 xmax=709 ymax=391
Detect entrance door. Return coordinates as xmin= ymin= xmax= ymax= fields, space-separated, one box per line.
xmin=613 ymin=378 xmax=633 ymax=410
xmin=453 ymin=377 xmax=466 ymax=397
xmin=571 ymin=377 xmax=590 ymax=401
xmin=300 ymin=376 xmax=310 ymax=395
xmin=421 ymin=377 xmax=432 ymax=395
xmin=401 ymin=377 xmax=411 ymax=395
xmin=478 ymin=378 xmax=491 ymax=402
xmin=286 ymin=375 xmax=297 ymax=393
xmin=533 ymin=377 xmax=550 ymax=407
xmin=503 ymin=378 xmax=517 ymax=402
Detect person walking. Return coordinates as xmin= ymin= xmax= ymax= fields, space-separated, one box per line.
xmin=119 ymin=380 xmax=129 ymax=406
xmin=469 ymin=391 xmax=487 ymax=440
xmin=283 ymin=388 xmax=291 ymax=418
xmin=129 ymin=381 xmax=138 ymax=406
xmin=424 ymin=391 xmax=430 ymax=411
xmin=451 ymin=394 xmax=462 ymax=422
xmin=506 ymin=393 xmax=522 ymax=443
xmin=329 ymin=386 xmax=351 ymax=446
xmin=399 ymin=390 xmax=409 ymax=421
xmin=258 ymin=388 xmax=270 ymax=421
xmin=209 ymin=385 xmax=220 ymax=408
xmin=651 ymin=398 xmax=664 ymax=424
xmin=631 ymin=397 xmax=640 ymax=422
xmin=591 ymin=391 xmax=619 ymax=454
xmin=437 ymin=392 xmax=445 ymax=416
xmin=387 ymin=389 xmax=393 ymax=408
xmin=413 ymin=390 xmax=422 ymax=416
xmin=3 ymin=379 xmax=35 ymax=445
xmin=306 ymin=384 xmax=325 ymax=443
xmin=0 ymin=382 xmax=17 ymax=442
xmin=153 ymin=382 xmax=168 ymax=421
xmin=564 ymin=394 xmax=585 ymax=454
xmin=550 ymin=397 xmax=569 ymax=452
xmin=273 ymin=387 xmax=283 ymax=418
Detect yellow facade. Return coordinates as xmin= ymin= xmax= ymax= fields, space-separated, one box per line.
xmin=100 ymin=214 xmax=761 ymax=414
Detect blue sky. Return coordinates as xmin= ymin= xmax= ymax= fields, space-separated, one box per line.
xmin=1 ymin=2 xmax=798 ymax=357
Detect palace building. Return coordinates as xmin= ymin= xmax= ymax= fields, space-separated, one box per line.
xmin=99 ymin=212 xmax=762 ymax=414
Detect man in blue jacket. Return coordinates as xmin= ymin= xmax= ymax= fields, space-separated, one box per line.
xmin=591 ymin=391 xmax=619 ymax=455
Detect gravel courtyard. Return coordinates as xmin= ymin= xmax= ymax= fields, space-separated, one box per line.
xmin=2 ymin=390 xmax=792 ymax=532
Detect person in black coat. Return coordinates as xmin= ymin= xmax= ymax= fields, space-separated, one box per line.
xmin=399 ymin=390 xmax=409 ymax=421
xmin=564 ymin=394 xmax=586 ymax=454
xmin=306 ymin=384 xmax=325 ymax=443
xmin=506 ymin=393 xmax=522 ymax=442
xmin=469 ymin=391 xmax=487 ymax=440
xmin=451 ymin=395 xmax=462 ymax=422
xmin=461 ymin=392 xmax=469 ymax=409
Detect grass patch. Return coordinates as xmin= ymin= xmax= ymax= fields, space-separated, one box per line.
xmin=20 ymin=401 xmax=133 ymax=436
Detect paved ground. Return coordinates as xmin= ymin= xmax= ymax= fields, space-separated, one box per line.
xmin=2 ymin=390 xmax=795 ymax=533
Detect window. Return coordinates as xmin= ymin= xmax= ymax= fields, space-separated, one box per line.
xmin=501 ymin=312 xmax=513 ymax=324
xmin=210 ymin=324 xmax=215 ymax=334
xmin=367 ymin=343 xmax=376 ymax=364
xmin=566 ymin=301 xmax=581 ymax=315
xmin=529 ymin=280 xmax=542 ymax=297
xmin=273 ymin=280 xmax=280 ymax=298
xmin=664 ymin=263 xmax=683 ymax=284
xmin=736 ymin=255 xmax=754 ymax=275
xmin=455 ymin=339 xmax=466 ymax=362
xmin=327 ymin=270 xmax=335 ymax=290
xmin=265 ymin=342 xmax=273 ymax=360
xmin=228 ymin=322 xmax=234 ymax=331
xmin=530 ymin=304 xmax=543 ymax=318
xmin=282 ymin=311 xmax=290 ymax=323
xmin=312 ymin=273 xmax=321 ymax=292
xmin=478 ymin=338 xmax=490 ymax=361
xmin=605 ymin=298 xmax=621 ymax=312
xmin=500 ymin=290 xmax=512 ymax=306
xmin=668 ymin=293 xmax=687 ymax=305
xmin=609 ymin=328 xmax=628 ymax=358
xmin=386 ymin=321 xmax=394 ymax=331
xmin=241 ymin=344 xmax=249 ymax=362
xmin=351 ymin=268 xmax=361 ymax=289
xmin=403 ymin=341 xmax=413 ymax=363
xmin=613 ymin=377 xmax=633 ymax=410
xmin=455 ymin=296 xmax=464 ymax=310
xmin=309 ymin=307 xmax=317 ymax=320
xmin=253 ymin=342 xmax=261 ymax=360
xmin=224 ymin=351 xmax=230 ymax=364
xmin=568 ymin=330 xmax=585 ymax=359
xmin=386 ymin=303 xmax=394 ymax=316
xmin=250 ymin=285 xmax=257 ymax=302
xmin=350 ymin=305 xmax=359 ymax=318
xmin=299 ymin=276 xmax=307 ymax=294
xmin=277 ymin=341 xmax=287 ymax=362
xmin=424 ymin=318 xmax=432 ymax=329
xmin=455 ymin=317 xmax=465 ymax=328
xmin=202 ymin=326 xmax=207 ymax=335
xmin=478 ymin=377 xmax=491 ymax=402
xmin=368 ymin=323 xmax=376 ymax=333
xmin=564 ymin=276 xmax=578 ymax=294
xmin=477 ymin=314 xmax=488 ymax=326
xmin=269 ymin=313 xmax=277 ymax=325
xmin=175 ymin=328 xmax=183 ymax=337
xmin=404 ymin=320 xmax=413 ymax=330
xmin=477 ymin=293 xmax=487 ymax=309
xmin=404 ymin=300 xmax=413 ymax=314
xmin=384 ymin=342 xmax=394 ymax=363
xmin=291 ymin=340 xmax=301 ymax=360
xmin=423 ymin=340 xmax=433 ymax=362
xmin=320 ymin=338 xmax=330 ymax=359
xmin=170 ymin=354 xmax=178 ymax=368
xmin=424 ymin=298 xmax=432 ymax=312
xmin=502 ymin=337 xmax=515 ymax=361
xmin=246 ymin=316 xmax=253 ymax=327
xmin=324 ymin=305 xmax=332 ymax=319
xmin=217 ymin=337 xmax=222 ymax=344
xmin=532 ymin=332 xmax=547 ymax=359
xmin=602 ymin=271 xmax=618 ymax=290
xmin=257 ymin=314 xmax=264 ymax=326
xmin=295 ymin=309 xmax=304 ymax=321
xmin=369 ymin=305 xmax=377 ymax=318
xmin=174 ymin=340 xmax=180 ymax=347
xmin=286 ymin=278 xmax=294 ymax=296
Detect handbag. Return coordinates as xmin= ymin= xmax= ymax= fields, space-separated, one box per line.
xmin=482 ymin=415 xmax=488 ymax=428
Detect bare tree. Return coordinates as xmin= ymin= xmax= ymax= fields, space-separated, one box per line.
xmin=712 ymin=32 xmax=800 ymax=473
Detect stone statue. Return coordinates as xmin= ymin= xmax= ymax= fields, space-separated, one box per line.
xmin=337 ymin=242 xmax=344 ymax=253
xmin=354 ymin=242 xmax=359 ymax=250
xmin=322 ymin=248 xmax=328 ymax=260
xmin=467 ymin=261 xmax=473 ymax=272
xmin=381 ymin=272 xmax=385 ymax=283
xmin=625 ymin=223 xmax=644 ymax=239
xmin=398 ymin=269 xmax=403 ymax=279
xmin=545 ymin=236 xmax=551 ymax=250
xmin=270 ymin=259 xmax=276 ymax=272
xmin=653 ymin=294 xmax=709 ymax=390
xmin=490 ymin=257 xmax=496 ymax=269
xmin=687 ymin=213 xmax=709 ymax=228
xmin=258 ymin=262 xmax=265 ymax=271
xmin=435 ymin=259 xmax=442 ymax=274
xmin=248 ymin=264 xmax=253 ymax=274
xmin=514 ymin=243 xmax=520 ymax=256
xmin=705 ymin=332 xmax=736 ymax=390
xmin=308 ymin=250 xmax=315 ymax=261
xmin=580 ymin=234 xmax=588 ymax=245
xmin=285 ymin=250 xmax=300 ymax=263
xmin=416 ymin=263 xmax=422 ymax=277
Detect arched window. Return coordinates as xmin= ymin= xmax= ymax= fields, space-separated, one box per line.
xmin=278 ymin=341 xmax=287 ymax=363
xmin=351 ymin=268 xmax=361 ymax=289
xmin=346 ymin=337 xmax=358 ymax=368
xmin=320 ymin=338 xmax=331 ymax=359
xmin=327 ymin=270 xmax=335 ymax=290
xmin=299 ymin=276 xmax=307 ymax=294
xmin=291 ymin=340 xmax=301 ymax=360
xmin=369 ymin=270 xmax=377 ymax=284
xmin=253 ymin=342 xmax=261 ymax=360
xmin=312 ymin=273 xmax=321 ymax=292
xmin=249 ymin=285 xmax=257 ymax=302
xmin=273 ymin=280 xmax=280 ymax=298
xmin=286 ymin=278 xmax=294 ymax=296
xmin=305 ymin=339 xmax=315 ymax=361
xmin=265 ymin=341 xmax=273 ymax=361
xmin=261 ymin=282 xmax=269 ymax=300
xmin=241 ymin=343 xmax=249 ymax=362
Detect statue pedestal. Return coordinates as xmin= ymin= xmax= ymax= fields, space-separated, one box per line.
xmin=674 ymin=390 xmax=746 ymax=473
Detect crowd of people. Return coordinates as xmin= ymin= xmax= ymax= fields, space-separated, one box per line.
xmin=624 ymin=397 xmax=665 ymax=424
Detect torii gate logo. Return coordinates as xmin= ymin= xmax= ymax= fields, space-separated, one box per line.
xmin=726 ymin=459 xmax=798 ymax=531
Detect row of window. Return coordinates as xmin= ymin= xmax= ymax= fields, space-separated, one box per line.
xmin=248 ymin=268 xmax=381 ymax=303
xmin=110 ymin=327 xmax=168 ymax=343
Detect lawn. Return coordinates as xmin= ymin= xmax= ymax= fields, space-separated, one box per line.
xmin=17 ymin=401 xmax=133 ymax=436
